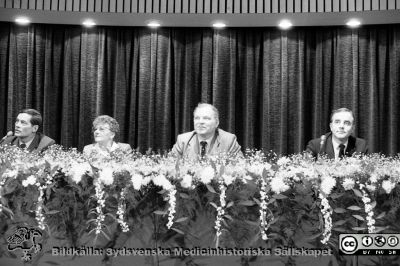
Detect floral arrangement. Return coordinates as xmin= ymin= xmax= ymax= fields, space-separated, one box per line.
xmin=1 ymin=145 xmax=400 ymax=264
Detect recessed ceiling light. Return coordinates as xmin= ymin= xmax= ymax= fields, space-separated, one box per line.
xmin=148 ymin=22 xmax=161 ymax=28
xmin=278 ymin=20 xmax=292 ymax=30
xmin=346 ymin=19 xmax=361 ymax=28
xmin=82 ymin=19 xmax=96 ymax=27
xmin=15 ymin=17 xmax=31 ymax=25
xmin=212 ymin=22 xmax=226 ymax=28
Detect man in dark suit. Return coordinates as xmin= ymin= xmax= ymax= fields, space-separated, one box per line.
xmin=0 ymin=109 xmax=55 ymax=152
xmin=306 ymin=108 xmax=368 ymax=159
xmin=171 ymin=103 xmax=242 ymax=160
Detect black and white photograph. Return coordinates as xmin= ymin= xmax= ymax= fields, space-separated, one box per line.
xmin=0 ymin=1 xmax=400 ymax=265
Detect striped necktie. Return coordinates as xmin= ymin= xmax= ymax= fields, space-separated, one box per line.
xmin=200 ymin=141 xmax=207 ymax=158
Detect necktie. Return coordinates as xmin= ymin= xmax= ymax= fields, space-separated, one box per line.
xmin=20 ymin=143 xmax=26 ymax=149
xmin=338 ymin=144 xmax=345 ymax=159
xmin=200 ymin=141 xmax=207 ymax=158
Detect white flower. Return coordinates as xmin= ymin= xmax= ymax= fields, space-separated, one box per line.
xmin=247 ymin=163 xmax=270 ymax=177
xmin=370 ymin=173 xmax=378 ymax=183
xmin=2 ymin=169 xmax=18 ymax=179
xmin=382 ymin=180 xmax=396 ymax=194
xmin=140 ymin=165 xmax=153 ymax=176
xmin=22 ymin=175 xmax=36 ymax=187
xmin=259 ymin=180 xmax=271 ymax=240
xmin=320 ymin=175 xmax=336 ymax=195
xmin=225 ymin=163 xmax=247 ymax=179
xmin=166 ymin=188 xmax=177 ymax=229
xmin=131 ymin=173 xmax=143 ymax=190
xmin=214 ymin=183 xmax=227 ymax=246
xmin=99 ymin=167 xmax=114 ymax=185
xmin=222 ymin=174 xmax=235 ymax=186
xmin=70 ymin=162 xmax=91 ymax=183
xmin=180 ymin=174 xmax=193 ymax=188
xmin=342 ymin=178 xmax=355 ymax=190
xmin=302 ymin=167 xmax=317 ymax=180
xmin=270 ymin=176 xmax=289 ymax=194
xmin=153 ymin=174 xmax=173 ymax=190
xmin=162 ymin=164 xmax=176 ymax=176
xmin=142 ymin=176 xmax=152 ymax=186
xmin=197 ymin=166 xmax=215 ymax=184
xmin=277 ymin=157 xmax=290 ymax=166
xmin=333 ymin=163 xmax=361 ymax=177
xmin=319 ymin=194 xmax=333 ymax=244
xmin=118 ymin=164 xmax=131 ymax=172
xmin=93 ymin=181 xmax=106 ymax=235
xmin=117 ymin=190 xmax=129 ymax=232
xmin=243 ymin=175 xmax=253 ymax=182
xmin=366 ymin=184 xmax=376 ymax=192
xmin=224 ymin=165 xmax=234 ymax=176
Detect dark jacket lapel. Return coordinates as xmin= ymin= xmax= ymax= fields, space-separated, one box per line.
xmin=27 ymin=133 xmax=42 ymax=152
xmin=209 ymin=129 xmax=220 ymax=154
xmin=345 ymin=135 xmax=356 ymax=156
xmin=323 ymin=133 xmax=335 ymax=159
xmin=323 ymin=133 xmax=357 ymax=158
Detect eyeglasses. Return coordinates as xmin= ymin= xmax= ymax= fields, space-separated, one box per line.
xmin=92 ymin=125 xmax=111 ymax=133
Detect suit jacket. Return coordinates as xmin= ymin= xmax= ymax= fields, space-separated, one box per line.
xmin=0 ymin=132 xmax=55 ymax=153
xmin=305 ymin=132 xmax=368 ymax=159
xmin=171 ymin=128 xmax=242 ymax=160
xmin=83 ymin=142 xmax=132 ymax=157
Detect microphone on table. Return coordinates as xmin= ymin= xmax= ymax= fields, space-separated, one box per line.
xmin=183 ymin=132 xmax=197 ymax=154
xmin=318 ymin=135 xmax=326 ymax=159
xmin=0 ymin=131 xmax=13 ymax=144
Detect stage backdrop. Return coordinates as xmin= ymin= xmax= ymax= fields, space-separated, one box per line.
xmin=0 ymin=22 xmax=399 ymax=154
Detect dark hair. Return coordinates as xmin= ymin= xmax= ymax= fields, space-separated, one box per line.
xmin=20 ymin=109 xmax=42 ymax=128
xmin=330 ymin=108 xmax=355 ymax=124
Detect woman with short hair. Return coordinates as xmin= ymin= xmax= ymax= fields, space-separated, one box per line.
xmin=83 ymin=115 xmax=131 ymax=157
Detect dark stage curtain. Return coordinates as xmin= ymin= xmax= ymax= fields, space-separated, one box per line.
xmin=0 ymin=22 xmax=399 ymax=154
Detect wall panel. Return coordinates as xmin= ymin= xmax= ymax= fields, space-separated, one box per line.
xmin=1 ymin=0 xmax=399 ymax=13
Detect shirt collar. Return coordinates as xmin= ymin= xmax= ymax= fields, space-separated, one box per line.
xmin=331 ymin=137 xmax=348 ymax=160
xmin=20 ymin=137 xmax=35 ymax=149
xmin=197 ymin=135 xmax=213 ymax=146
xmin=331 ymin=137 xmax=348 ymax=150
xmin=95 ymin=141 xmax=119 ymax=153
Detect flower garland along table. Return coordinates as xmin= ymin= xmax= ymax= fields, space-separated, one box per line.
xmin=0 ymin=145 xmax=400 ymax=265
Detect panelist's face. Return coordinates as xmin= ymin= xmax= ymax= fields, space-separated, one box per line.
xmin=93 ymin=123 xmax=115 ymax=144
xmin=193 ymin=106 xmax=219 ymax=139
xmin=330 ymin=111 xmax=354 ymax=142
xmin=15 ymin=113 xmax=37 ymax=138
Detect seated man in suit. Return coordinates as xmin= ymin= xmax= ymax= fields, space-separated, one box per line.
xmin=306 ymin=108 xmax=368 ymax=159
xmin=83 ymin=115 xmax=131 ymax=157
xmin=171 ymin=103 xmax=242 ymax=160
xmin=0 ymin=108 xmax=55 ymax=152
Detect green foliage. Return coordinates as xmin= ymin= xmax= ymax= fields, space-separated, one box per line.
xmin=0 ymin=146 xmax=399 ymax=265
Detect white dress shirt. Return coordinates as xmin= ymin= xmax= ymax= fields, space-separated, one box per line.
xmin=332 ymin=138 xmax=348 ymax=160
xmin=197 ymin=135 xmax=213 ymax=153
xmin=20 ymin=138 xmax=34 ymax=149
xmin=93 ymin=142 xmax=119 ymax=156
